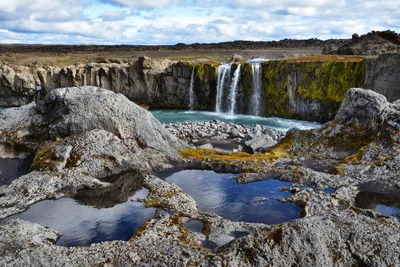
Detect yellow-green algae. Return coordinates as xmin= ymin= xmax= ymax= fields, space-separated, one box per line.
xmin=179 ymin=134 xmax=293 ymax=171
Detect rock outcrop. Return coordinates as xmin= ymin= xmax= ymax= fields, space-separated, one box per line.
xmin=0 ymin=86 xmax=184 ymax=218
xmin=335 ymin=88 xmax=389 ymax=126
xmin=37 ymin=87 xmax=183 ymax=155
xmin=364 ymin=53 xmax=400 ymax=102
xmin=323 ymin=30 xmax=400 ymax=55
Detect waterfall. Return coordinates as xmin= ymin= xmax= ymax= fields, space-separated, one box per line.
xmin=251 ymin=63 xmax=262 ymax=116
xmin=215 ymin=63 xmax=232 ymax=113
xmin=228 ymin=64 xmax=241 ymax=116
xmin=189 ymin=67 xmax=195 ymax=111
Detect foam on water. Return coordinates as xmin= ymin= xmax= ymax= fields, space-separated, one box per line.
xmin=246 ymin=58 xmax=270 ymax=63
xmin=152 ymin=109 xmax=321 ymax=132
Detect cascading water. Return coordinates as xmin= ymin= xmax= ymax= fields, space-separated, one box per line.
xmin=228 ymin=64 xmax=241 ymax=116
xmin=215 ymin=63 xmax=232 ymax=113
xmin=189 ymin=67 xmax=195 ymax=111
xmin=251 ymin=63 xmax=262 ymax=116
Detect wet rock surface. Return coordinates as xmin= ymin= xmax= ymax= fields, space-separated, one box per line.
xmin=0 ymin=86 xmax=400 ymax=266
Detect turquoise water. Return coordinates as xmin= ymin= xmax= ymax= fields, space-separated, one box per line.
xmin=0 ymin=107 xmax=7 ymax=111
xmin=151 ymin=110 xmax=321 ymax=132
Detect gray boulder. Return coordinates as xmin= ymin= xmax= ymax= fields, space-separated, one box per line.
xmin=244 ymin=135 xmax=277 ymax=153
xmin=335 ymin=88 xmax=388 ymax=127
xmin=38 ymin=86 xmax=184 ymax=156
xmin=199 ymin=143 xmax=213 ymax=149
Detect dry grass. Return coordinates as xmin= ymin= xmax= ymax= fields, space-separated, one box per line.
xmin=0 ymin=48 xmax=322 ymax=65
xmin=280 ymin=54 xmax=364 ymax=63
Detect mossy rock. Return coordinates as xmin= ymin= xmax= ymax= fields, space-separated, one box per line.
xmin=30 ymin=143 xmax=58 ymax=171
xmin=260 ymin=59 xmax=365 ymax=121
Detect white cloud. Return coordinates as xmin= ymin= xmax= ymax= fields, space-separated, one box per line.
xmin=287 ymin=7 xmax=317 ymax=16
xmin=101 ymin=11 xmax=126 ymax=21
xmin=0 ymin=0 xmax=398 ymax=44
xmin=106 ymin=0 xmax=183 ymax=8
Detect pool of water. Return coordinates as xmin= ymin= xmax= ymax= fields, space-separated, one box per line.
xmin=162 ymin=170 xmax=301 ymax=224
xmin=151 ymin=110 xmax=321 ymax=132
xmin=0 ymin=107 xmax=6 ymax=111
xmin=4 ymin=188 xmax=156 ymax=246
xmin=355 ymin=191 xmax=400 ymax=220
xmin=0 ymin=155 xmax=33 ymax=186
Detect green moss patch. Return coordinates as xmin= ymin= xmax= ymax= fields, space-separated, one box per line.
xmin=260 ymin=58 xmax=365 ymax=121
xmin=30 ymin=143 xmax=59 ymax=171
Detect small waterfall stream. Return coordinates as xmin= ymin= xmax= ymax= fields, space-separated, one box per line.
xmin=228 ymin=64 xmax=241 ymax=116
xmin=189 ymin=67 xmax=195 ymax=111
xmin=215 ymin=63 xmax=232 ymax=113
xmin=251 ymin=63 xmax=262 ymax=116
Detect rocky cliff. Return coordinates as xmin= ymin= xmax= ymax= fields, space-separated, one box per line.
xmin=1 ymin=54 xmax=399 ymax=122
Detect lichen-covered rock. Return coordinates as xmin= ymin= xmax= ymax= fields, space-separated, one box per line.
xmin=1 ymin=210 xmax=399 ymax=266
xmin=335 ymin=88 xmax=389 ymax=126
xmin=222 ymin=211 xmax=400 ymax=267
xmin=38 ymin=86 xmax=184 ymax=156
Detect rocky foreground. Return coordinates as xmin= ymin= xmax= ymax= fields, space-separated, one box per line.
xmin=0 ymin=86 xmax=399 ymax=266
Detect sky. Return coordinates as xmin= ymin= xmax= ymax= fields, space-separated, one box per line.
xmin=0 ymin=0 xmax=398 ymax=45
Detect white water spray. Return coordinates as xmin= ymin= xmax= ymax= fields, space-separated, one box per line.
xmin=251 ymin=63 xmax=262 ymax=116
xmin=228 ymin=64 xmax=241 ymax=116
xmin=189 ymin=67 xmax=195 ymax=111
xmin=215 ymin=63 xmax=232 ymax=113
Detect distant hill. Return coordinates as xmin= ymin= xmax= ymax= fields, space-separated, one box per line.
xmin=0 ymin=39 xmax=350 ymax=54
xmin=1 ymin=31 xmax=398 ymax=56
xmin=323 ymin=30 xmax=400 ymax=55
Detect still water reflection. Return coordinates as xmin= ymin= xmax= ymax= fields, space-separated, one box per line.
xmin=163 ymin=170 xmax=301 ymax=224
